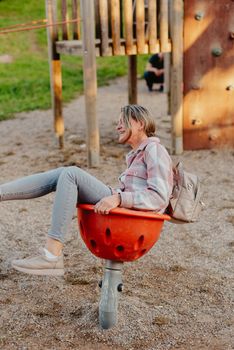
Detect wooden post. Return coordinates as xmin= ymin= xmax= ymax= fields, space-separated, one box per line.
xmin=136 ymin=0 xmax=147 ymax=53
xmin=167 ymin=0 xmax=173 ymax=116
xmin=128 ymin=55 xmax=137 ymax=104
xmin=148 ymin=0 xmax=159 ymax=53
xmin=164 ymin=52 xmax=170 ymax=94
xmin=111 ymin=0 xmax=122 ymax=55
xmin=160 ymin=0 xmax=170 ymax=52
xmin=81 ymin=0 xmax=99 ymax=167
xmin=72 ymin=0 xmax=80 ymax=40
xmin=99 ymin=0 xmax=111 ymax=56
xmin=170 ymin=0 xmax=183 ymax=154
xmin=61 ymin=0 xmax=69 ymax=40
xmin=45 ymin=0 xmax=64 ymax=148
xmin=123 ymin=0 xmax=136 ymax=55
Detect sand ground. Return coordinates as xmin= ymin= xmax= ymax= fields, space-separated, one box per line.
xmin=0 ymin=77 xmax=233 ymax=350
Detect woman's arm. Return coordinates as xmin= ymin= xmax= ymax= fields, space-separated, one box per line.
xmin=94 ymin=193 xmax=121 ymax=214
xmin=146 ymin=62 xmax=164 ymax=76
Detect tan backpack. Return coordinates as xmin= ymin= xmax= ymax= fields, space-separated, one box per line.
xmin=166 ymin=162 xmax=205 ymax=223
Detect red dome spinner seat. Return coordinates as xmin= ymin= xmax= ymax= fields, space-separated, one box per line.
xmin=78 ymin=204 xmax=170 ymax=262
xmin=77 ymin=204 xmax=170 ymax=329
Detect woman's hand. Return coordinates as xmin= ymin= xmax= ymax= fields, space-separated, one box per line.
xmin=94 ymin=194 xmax=121 ymax=215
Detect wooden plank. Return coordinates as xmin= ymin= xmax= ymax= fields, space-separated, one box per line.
xmin=72 ymin=0 xmax=80 ymax=40
xmin=81 ymin=0 xmax=99 ymax=167
xmin=45 ymin=0 xmax=64 ymax=148
xmin=136 ymin=0 xmax=147 ymax=54
xmin=61 ymin=0 xmax=69 ymax=40
xmin=56 ymin=40 xmax=101 ymax=56
xmin=123 ymin=0 xmax=136 ymax=55
xmin=148 ymin=0 xmax=159 ymax=53
xmin=170 ymin=0 xmax=183 ymax=154
xmin=111 ymin=0 xmax=123 ymax=55
xmin=99 ymin=0 xmax=112 ymax=56
xmin=56 ymin=38 xmax=136 ymax=56
xmin=128 ymin=55 xmax=137 ymax=104
xmin=160 ymin=0 xmax=170 ymax=52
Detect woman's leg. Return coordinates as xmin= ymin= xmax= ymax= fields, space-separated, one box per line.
xmin=1 ymin=165 xmax=111 ymax=242
xmin=48 ymin=166 xmax=112 ymax=244
xmin=0 ymin=167 xmax=65 ymax=201
xmin=144 ymin=71 xmax=156 ymax=91
xmin=11 ymin=166 xmax=112 ymax=276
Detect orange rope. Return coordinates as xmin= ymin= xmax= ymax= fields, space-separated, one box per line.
xmin=0 ymin=18 xmax=81 ymax=35
xmin=0 ymin=19 xmax=48 ymax=31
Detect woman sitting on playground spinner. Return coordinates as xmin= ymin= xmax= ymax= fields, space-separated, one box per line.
xmin=0 ymin=105 xmax=173 ymax=276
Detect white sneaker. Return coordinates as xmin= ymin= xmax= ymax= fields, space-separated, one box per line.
xmin=11 ymin=248 xmax=64 ymax=276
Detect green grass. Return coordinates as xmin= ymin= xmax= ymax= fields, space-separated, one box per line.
xmin=0 ymin=0 xmax=148 ymax=121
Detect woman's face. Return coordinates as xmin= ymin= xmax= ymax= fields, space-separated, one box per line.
xmin=116 ymin=115 xmax=131 ymax=144
xmin=116 ymin=114 xmax=145 ymax=146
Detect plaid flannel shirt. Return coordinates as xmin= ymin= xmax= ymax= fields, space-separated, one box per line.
xmin=115 ymin=137 xmax=173 ymax=212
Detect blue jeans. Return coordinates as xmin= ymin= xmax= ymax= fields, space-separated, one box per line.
xmin=0 ymin=167 xmax=111 ymax=243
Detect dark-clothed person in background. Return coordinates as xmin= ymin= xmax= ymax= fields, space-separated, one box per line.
xmin=144 ymin=53 xmax=164 ymax=92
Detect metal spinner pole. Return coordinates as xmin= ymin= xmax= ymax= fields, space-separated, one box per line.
xmin=99 ymin=260 xmax=124 ymax=329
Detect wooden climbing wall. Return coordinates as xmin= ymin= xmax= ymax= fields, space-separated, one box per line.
xmin=183 ymin=0 xmax=234 ymax=149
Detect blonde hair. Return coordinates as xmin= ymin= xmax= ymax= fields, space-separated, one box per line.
xmin=120 ymin=104 xmax=156 ymax=137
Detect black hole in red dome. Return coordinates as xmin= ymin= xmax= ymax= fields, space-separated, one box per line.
xmin=106 ymin=228 xmax=111 ymax=237
xmin=116 ymin=245 xmax=124 ymax=252
xmin=90 ymin=239 xmax=97 ymax=248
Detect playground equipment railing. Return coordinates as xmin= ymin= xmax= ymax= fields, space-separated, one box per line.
xmin=53 ymin=0 xmax=171 ymax=56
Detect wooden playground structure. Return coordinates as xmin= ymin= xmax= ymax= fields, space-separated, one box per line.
xmin=45 ymin=0 xmax=234 ymax=167
xmin=46 ymin=0 xmax=183 ymax=166
xmin=1 ymin=1 xmax=233 ymax=165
